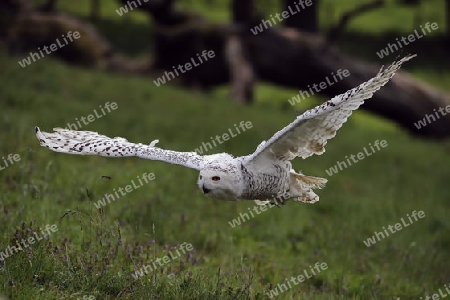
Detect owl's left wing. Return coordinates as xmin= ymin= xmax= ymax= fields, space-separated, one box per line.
xmin=244 ymin=54 xmax=415 ymax=165
xmin=35 ymin=127 xmax=207 ymax=170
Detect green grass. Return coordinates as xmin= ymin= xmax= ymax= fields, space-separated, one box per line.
xmin=2 ymin=1 xmax=450 ymax=299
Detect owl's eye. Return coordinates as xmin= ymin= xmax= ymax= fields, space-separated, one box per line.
xmin=199 ymin=175 xmax=203 ymax=179
xmin=212 ymin=176 xmax=221 ymax=181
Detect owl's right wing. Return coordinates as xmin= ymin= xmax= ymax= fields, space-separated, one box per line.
xmin=35 ymin=127 xmax=208 ymax=170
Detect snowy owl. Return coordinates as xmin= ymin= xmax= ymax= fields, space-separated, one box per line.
xmin=35 ymin=55 xmax=414 ymax=205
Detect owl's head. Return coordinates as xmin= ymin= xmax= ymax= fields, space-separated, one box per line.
xmin=197 ymin=158 xmax=243 ymax=199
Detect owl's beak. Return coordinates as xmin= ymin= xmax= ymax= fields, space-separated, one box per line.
xmin=202 ymin=185 xmax=211 ymax=194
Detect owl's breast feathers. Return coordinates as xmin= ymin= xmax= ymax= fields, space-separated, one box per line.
xmin=238 ymin=161 xmax=290 ymax=200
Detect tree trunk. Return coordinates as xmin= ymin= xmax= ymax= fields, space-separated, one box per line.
xmin=225 ymin=35 xmax=254 ymax=104
xmin=283 ymin=0 xmax=319 ymax=33
xmin=227 ymin=0 xmax=255 ymax=104
xmin=90 ymin=0 xmax=100 ymax=21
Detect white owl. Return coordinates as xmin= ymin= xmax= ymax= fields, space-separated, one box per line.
xmin=35 ymin=55 xmax=414 ymax=205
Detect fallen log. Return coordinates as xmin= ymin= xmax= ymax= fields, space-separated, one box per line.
xmin=246 ymin=28 xmax=450 ymax=138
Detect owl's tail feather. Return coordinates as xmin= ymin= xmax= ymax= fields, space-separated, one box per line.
xmin=289 ymin=171 xmax=327 ymax=203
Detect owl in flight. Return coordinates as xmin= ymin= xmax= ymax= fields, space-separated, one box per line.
xmin=36 ymin=55 xmax=414 ymax=205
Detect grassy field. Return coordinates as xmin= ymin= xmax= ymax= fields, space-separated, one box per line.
xmin=1 ymin=1 xmax=450 ymax=299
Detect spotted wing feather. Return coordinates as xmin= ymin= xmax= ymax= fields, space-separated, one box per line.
xmin=244 ymin=54 xmax=415 ymax=164
xmin=35 ymin=127 xmax=206 ymax=170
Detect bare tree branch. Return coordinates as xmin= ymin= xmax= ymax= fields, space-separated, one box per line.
xmin=327 ymin=0 xmax=384 ymax=43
